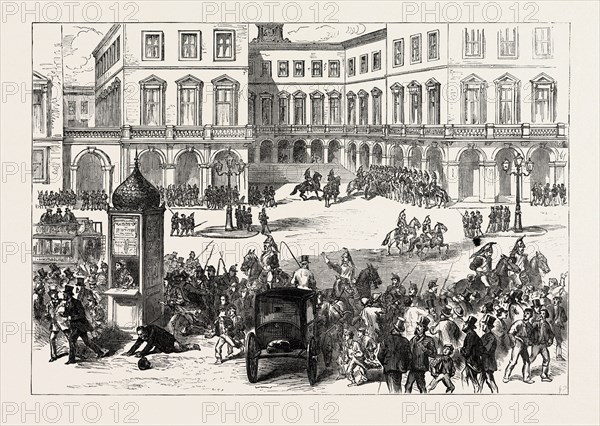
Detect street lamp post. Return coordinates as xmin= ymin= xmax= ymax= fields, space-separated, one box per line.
xmin=503 ymin=154 xmax=534 ymax=233
xmin=212 ymin=148 xmax=246 ymax=231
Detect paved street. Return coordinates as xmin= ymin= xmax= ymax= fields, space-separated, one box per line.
xmin=33 ymin=185 xmax=569 ymax=394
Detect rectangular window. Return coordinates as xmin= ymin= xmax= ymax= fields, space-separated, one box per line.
xmin=311 ymin=60 xmax=322 ymax=77
xmin=498 ymin=86 xmax=515 ymax=124
xmin=464 ymin=29 xmax=485 ymax=58
xmin=360 ymin=54 xmax=368 ymax=73
xmin=261 ymin=97 xmax=273 ymax=125
xmin=393 ymin=39 xmax=404 ymax=67
xmin=214 ymin=30 xmax=235 ymax=60
xmin=311 ymin=96 xmax=323 ymax=125
xmin=348 ymin=58 xmax=355 ymax=77
xmin=33 ymin=90 xmax=46 ymax=134
xmin=410 ymin=34 xmax=422 ymax=64
xmin=427 ymin=30 xmax=439 ymax=61
xmin=68 ymin=101 xmax=76 ymax=115
xmin=179 ymin=88 xmax=197 ymax=126
xmin=32 ymin=148 xmax=47 ymax=183
xmin=179 ymin=31 xmax=200 ymax=60
xmin=142 ymin=31 xmax=163 ymax=60
xmin=143 ymin=88 xmax=162 ymax=125
xmin=533 ymin=86 xmax=551 ymax=122
xmin=347 ymin=97 xmax=356 ymax=125
xmin=330 ymin=97 xmax=341 ymax=124
xmin=359 ymin=96 xmax=368 ymax=125
xmin=409 ymin=87 xmax=422 ymax=124
xmin=372 ymin=51 xmax=381 ymax=71
xmin=427 ymin=85 xmax=440 ymax=125
xmin=464 ymin=87 xmax=482 ymax=124
xmin=534 ymin=27 xmax=552 ymax=57
xmin=392 ymin=91 xmax=404 ymax=124
xmin=328 ymin=60 xmax=340 ymax=77
xmin=262 ymin=61 xmax=272 ymax=77
xmin=278 ymin=60 xmax=289 ymax=77
xmin=373 ymin=95 xmax=382 ymax=125
xmin=294 ymin=97 xmax=305 ymax=125
xmin=279 ymin=97 xmax=289 ymax=124
xmin=293 ymin=60 xmax=305 ymax=77
xmin=498 ymin=28 xmax=518 ymax=58
xmin=215 ymin=87 xmax=234 ymax=125
xmin=81 ymin=101 xmax=88 ymax=114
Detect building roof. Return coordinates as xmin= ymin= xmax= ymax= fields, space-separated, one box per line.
xmin=111 ymin=158 xmax=162 ymax=212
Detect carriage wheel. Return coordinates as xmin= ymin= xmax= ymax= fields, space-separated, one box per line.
xmin=307 ymin=338 xmax=318 ymax=385
xmin=245 ymin=332 xmax=260 ymax=383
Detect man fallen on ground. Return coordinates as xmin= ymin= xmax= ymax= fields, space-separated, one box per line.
xmin=122 ymin=324 xmax=200 ymax=358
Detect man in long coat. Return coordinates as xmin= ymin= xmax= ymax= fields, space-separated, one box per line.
xmin=378 ymin=317 xmax=411 ymax=393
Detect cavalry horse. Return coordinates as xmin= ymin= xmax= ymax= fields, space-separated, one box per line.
xmin=522 ymin=251 xmax=551 ymax=288
xmin=346 ymin=176 xmax=365 ymax=196
xmin=382 ymin=217 xmax=421 ymax=255
xmin=290 ymin=172 xmax=323 ymax=201
xmin=424 ymin=185 xmax=451 ymax=208
xmin=354 ymin=264 xmax=382 ymax=299
xmin=406 ymin=222 xmax=450 ymax=259
xmin=240 ymin=249 xmax=290 ymax=292
xmin=323 ymin=176 xmax=341 ymax=208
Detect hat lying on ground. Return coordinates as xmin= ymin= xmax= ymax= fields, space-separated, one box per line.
xmin=138 ymin=356 xmax=152 ymax=371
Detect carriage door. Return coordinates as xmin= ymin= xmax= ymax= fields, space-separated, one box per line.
xmin=305 ymin=299 xmax=315 ymax=345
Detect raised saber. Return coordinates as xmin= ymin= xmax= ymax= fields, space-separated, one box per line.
xmin=280 ymin=240 xmax=301 ymax=267
xmin=399 ymin=264 xmax=418 ymax=286
xmin=438 ymin=262 xmax=455 ymax=294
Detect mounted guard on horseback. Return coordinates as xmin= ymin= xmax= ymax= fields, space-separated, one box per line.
xmin=290 ymin=168 xmax=322 ymax=200
xmin=323 ymin=168 xmax=341 ymax=207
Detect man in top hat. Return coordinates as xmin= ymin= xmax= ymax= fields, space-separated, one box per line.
xmin=64 ymin=207 xmax=77 ymax=223
xmin=322 ymin=247 xmax=355 ymax=284
xmin=291 ymin=255 xmax=317 ymax=290
xmin=74 ymin=277 xmax=97 ymax=310
xmin=429 ymin=305 xmax=462 ymax=351
xmin=529 ymin=307 xmax=555 ymax=382
xmin=480 ymin=314 xmax=499 ymax=393
xmin=62 ymin=285 xmax=108 ymax=364
xmin=405 ymin=316 xmax=437 ymax=393
xmin=503 ymin=307 xmax=535 ymax=384
xmin=460 ymin=315 xmax=484 ymax=392
xmin=378 ymin=317 xmax=412 ymax=393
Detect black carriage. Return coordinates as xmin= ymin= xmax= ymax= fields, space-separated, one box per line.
xmin=245 ymin=288 xmax=330 ymax=385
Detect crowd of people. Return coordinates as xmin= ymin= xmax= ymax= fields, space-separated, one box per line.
xmin=460 ymin=210 xmax=484 ymax=238
xmin=38 ymin=207 xmax=77 ymax=224
xmin=531 ymin=183 xmax=567 ymax=207
xmin=350 ymin=165 xmax=450 ymax=208
xmin=37 ymin=189 xmax=108 ymax=211
xmin=485 ymin=206 xmax=512 ymax=233
xmin=159 ymin=184 xmax=201 ymax=208
xmin=33 ymin=262 xmax=111 ymax=363
xmin=248 ymin=185 xmax=277 ymax=207
xmin=37 ymin=189 xmax=77 ymax=209
xmin=204 ymin=185 xmax=240 ymax=209
xmin=170 ymin=212 xmax=197 ymax=237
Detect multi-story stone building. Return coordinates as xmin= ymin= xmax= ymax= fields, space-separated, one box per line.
xmin=249 ymin=23 xmax=569 ymax=202
xmin=63 ymin=23 xmax=252 ymax=197
xmin=64 ymin=85 xmax=95 ymax=128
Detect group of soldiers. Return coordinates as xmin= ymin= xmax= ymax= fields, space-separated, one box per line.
xmin=159 ymin=184 xmax=201 ymax=208
xmin=204 ymin=185 xmax=240 ymax=209
xmin=355 ymin=165 xmax=448 ymax=207
xmin=530 ymin=182 xmax=567 ymax=207
xmin=80 ymin=190 xmax=109 ymax=211
xmin=486 ymin=206 xmax=512 ymax=233
xmin=37 ymin=189 xmax=77 ymax=209
xmin=33 ymin=262 xmax=111 ymax=363
xmin=39 ymin=207 xmax=77 ymax=224
xmin=248 ymin=185 xmax=277 ymax=207
xmin=460 ymin=210 xmax=485 ymax=238
xmin=170 ymin=212 xmax=197 ymax=237
xmin=234 ymin=206 xmax=254 ymax=232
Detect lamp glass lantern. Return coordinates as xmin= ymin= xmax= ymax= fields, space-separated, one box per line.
xmin=526 ymin=158 xmax=534 ymax=173
xmin=502 ymin=159 xmax=510 ymax=172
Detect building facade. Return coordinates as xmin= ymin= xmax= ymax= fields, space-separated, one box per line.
xmin=248 ymin=23 xmax=569 ymax=202
xmin=63 ymin=23 xmax=252 ymax=198
xmin=64 ymin=86 xmax=95 ymax=128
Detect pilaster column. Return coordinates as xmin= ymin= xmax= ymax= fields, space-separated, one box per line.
xmin=447 ymin=161 xmax=459 ymax=201
xmin=481 ymin=161 xmax=497 ymax=203
xmin=70 ymin=165 xmax=78 ymax=192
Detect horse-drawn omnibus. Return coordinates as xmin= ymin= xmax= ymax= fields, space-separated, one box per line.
xmin=245 ymin=287 xmax=332 ymax=385
xmin=32 ymin=218 xmax=104 ymax=272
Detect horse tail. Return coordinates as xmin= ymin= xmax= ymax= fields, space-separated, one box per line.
xmin=346 ymin=180 xmax=354 ymax=195
xmin=290 ymin=185 xmax=299 ymax=195
xmin=382 ymin=231 xmax=393 ymax=246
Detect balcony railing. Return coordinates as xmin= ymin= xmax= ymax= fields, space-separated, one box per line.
xmin=253 ymin=123 xmax=567 ymax=140
xmin=64 ymin=125 xmax=253 ymax=141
